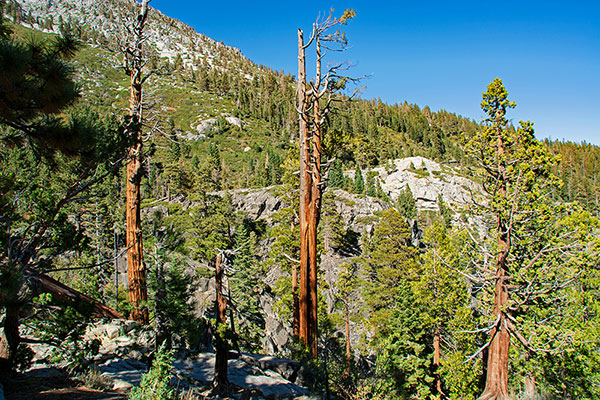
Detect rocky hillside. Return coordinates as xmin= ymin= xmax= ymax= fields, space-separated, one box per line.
xmin=15 ymin=0 xmax=246 ymax=71
xmin=137 ymin=157 xmax=481 ymax=356
xmin=6 ymin=0 xmax=489 ymax=365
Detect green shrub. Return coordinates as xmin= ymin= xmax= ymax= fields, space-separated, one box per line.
xmin=128 ymin=343 xmax=176 ymax=400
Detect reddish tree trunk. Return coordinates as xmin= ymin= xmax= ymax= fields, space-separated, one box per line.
xmin=125 ymin=3 xmax=149 ymax=325
xmin=432 ymin=262 xmax=443 ymax=397
xmin=297 ymin=28 xmax=312 ymax=350
xmin=308 ymin=135 xmax=321 ymax=356
xmin=126 ymin=138 xmax=147 ymax=323
xmin=479 ymin=266 xmax=510 ymax=400
xmin=214 ymin=253 xmax=229 ymax=388
xmin=305 ymin=35 xmax=325 ymax=359
xmin=479 ymin=136 xmax=511 ymax=400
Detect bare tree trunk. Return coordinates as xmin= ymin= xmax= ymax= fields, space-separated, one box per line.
xmin=306 ymin=34 xmax=325 ymax=359
xmin=307 ymin=207 xmax=318 ymax=357
xmin=31 ymin=272 xmax=124 ymax=319
xmin=126 ymin=137 xmax=147 ymax=323
xmin=214 ymin=253 xmax=229 ymax=389
xmin=297 ymin=28 xmax=312 ymax=350
xmin=298 ymin=12 xmax=352 ymax=357
xmin=479 ymin=136 xmax=511 ymax=400
xmin=125 ymin=0 xmax=150 ymax=324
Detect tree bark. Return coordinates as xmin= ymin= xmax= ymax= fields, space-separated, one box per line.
xmin=479 ymin=135 xmax=511 ymax=400
xmin=31 ymin=271 xmax=124 ymax=319
xmin=297 ymin=28 xmax=312 ymax=351
xmin=214 ymin=253 xmax=229 ymax=389
xmin=305 ymin=30 xmax=326 ymax=359
xmin=432 ymin=261 xmax=443 ymax=397
xmin=126 ymin=83 xmax=148 ymax=324
xmin=1 ymin=270 xmax=123 ymax=373
xmin=125 ymin=1 xmax=149 ymax=324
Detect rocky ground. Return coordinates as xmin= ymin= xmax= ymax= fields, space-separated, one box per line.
xmin=2 ymin=319 xmax=315 ymax=400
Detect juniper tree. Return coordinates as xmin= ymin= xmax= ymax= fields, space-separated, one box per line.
xmin=464 ymin=78 xmax=600 ymax=399
xmin=122 ymin=0 xmax=151 ymax=323
xmin=297 ymin=8 xmax=356 ymax=357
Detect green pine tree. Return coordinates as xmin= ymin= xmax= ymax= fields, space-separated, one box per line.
xmin=396 ymin=185 xmax=417 ymax=218
xmin=328 ymin=159 xmax=344 ymax=189
xmin=354 ymin=164 xmax=364 ymax=194
xmin=360 ymin=209 xmax=431 ymax=398
xmin=464 ymin=78 xmax=600 ymax=398
xmin=366 ymin=170 xmax=377 ymax=197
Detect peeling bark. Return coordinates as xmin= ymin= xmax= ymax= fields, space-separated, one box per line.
xmin=124 ymin=1 xmax=150 ymax=324
xmin=479 ymin=133 xmax=511 ymax=400
xmin=297 ymin=28 xmax=312 ymax=351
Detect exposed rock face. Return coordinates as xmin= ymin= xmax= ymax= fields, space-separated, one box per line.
xmin=225 ymin=116 xmax=245 ymax=128
xmin=228 ymin=187 xmax=282 ymax=222
xmin=16 ymin=0 xmax=243 ymax=69
xmin=187 ymin=114 xmax=245 ymax=137
xmin=330 ymin=189 xmax=390 ymax=233
xmin=194 ymin=118 xmax=219 ymax=135
xmin=174 ymin=353 xmax=308 ymax=398
xmin=369 ymin=156 xmax=482 ymax=211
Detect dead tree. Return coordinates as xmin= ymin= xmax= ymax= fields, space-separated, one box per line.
xmin=122 ymin=0 xmax=151 ymax=324
xmin=212 ymin=249 xmax=238 ymax=391
xmin=297 ymin=9 xmax=356 ymax=358
xmin=213 ymin=252 xmax=228 ymax=388
xmin=297 ymin=26 xmax=312 ymax=355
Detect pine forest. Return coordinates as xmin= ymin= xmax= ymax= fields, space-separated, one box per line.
xmin=0 ymin=1 xmax=599 ymax=399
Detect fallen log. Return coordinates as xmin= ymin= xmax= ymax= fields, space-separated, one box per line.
xmin=27 ymin=269 xmax=124 ymax=320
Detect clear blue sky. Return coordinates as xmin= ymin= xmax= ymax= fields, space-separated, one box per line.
xmin=151 ymin=0 xmax=600 ymax=145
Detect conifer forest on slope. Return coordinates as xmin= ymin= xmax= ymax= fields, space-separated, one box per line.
xmin=0 ymin=1 xmax=599 ymax=399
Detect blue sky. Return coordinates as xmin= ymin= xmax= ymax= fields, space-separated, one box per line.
xmin=151 ymin=1 xmax=600 ymax=145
